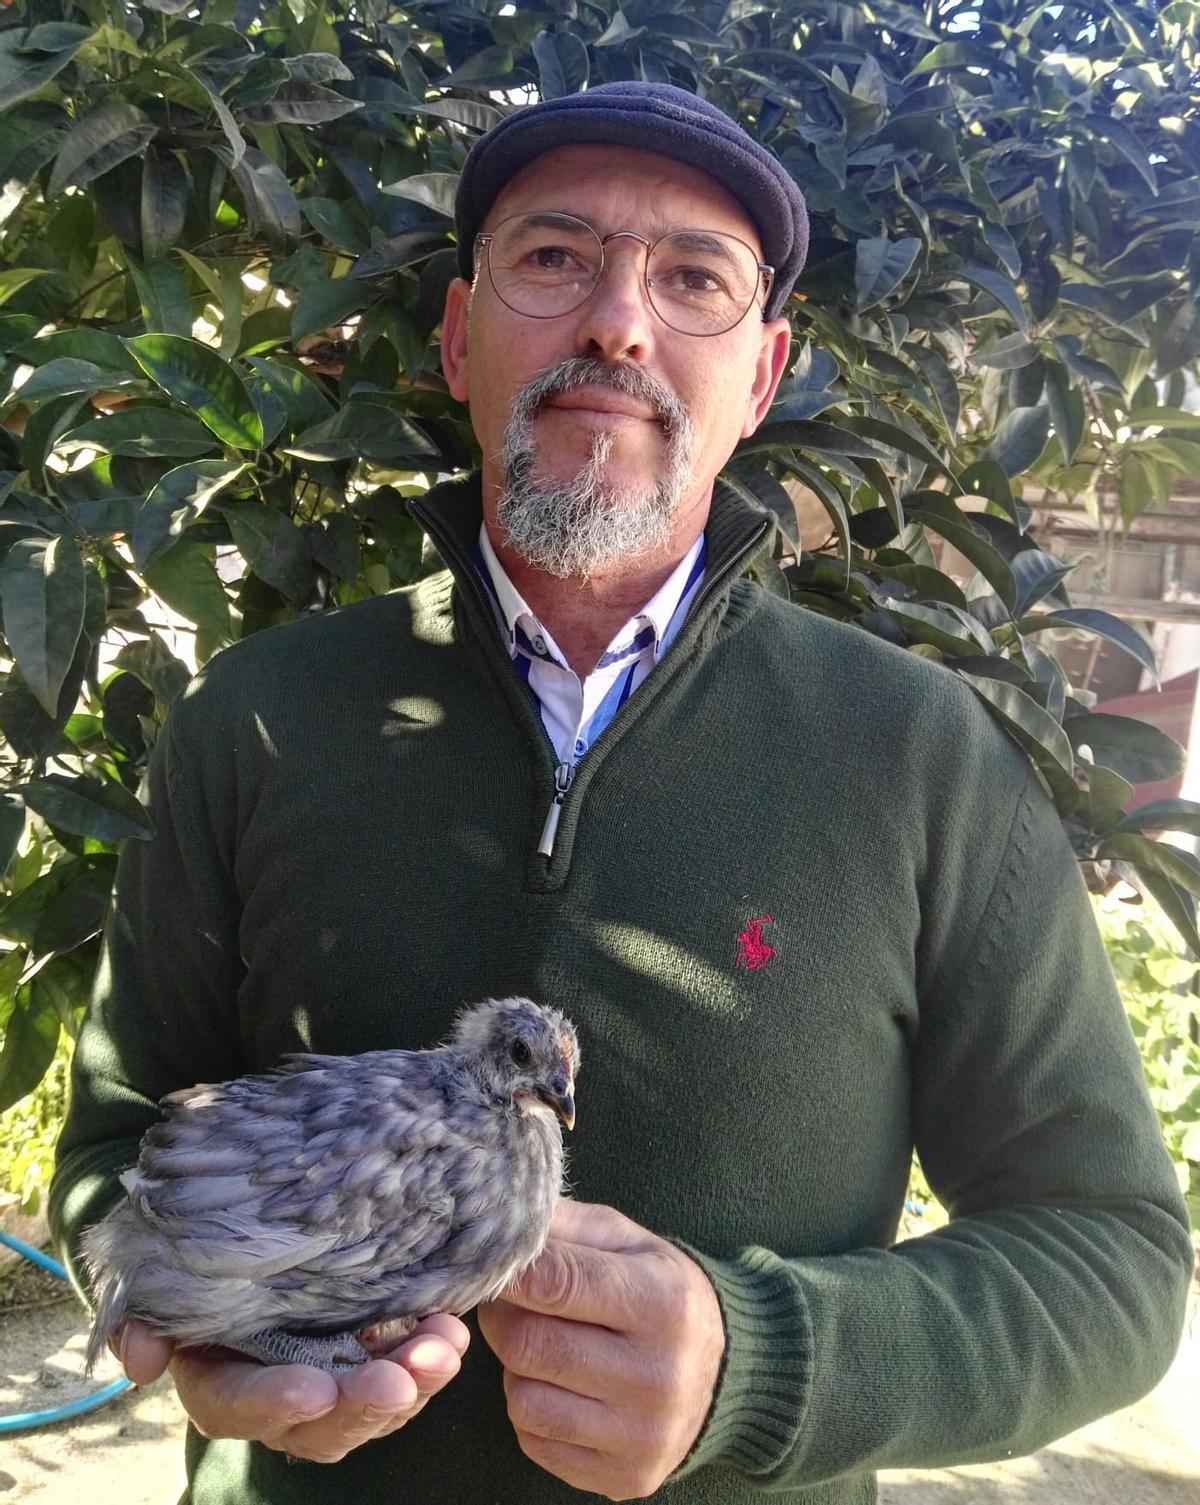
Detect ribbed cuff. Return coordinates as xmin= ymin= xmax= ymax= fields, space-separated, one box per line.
xmin=667 ymin=1242 xmax=814 ymax=1481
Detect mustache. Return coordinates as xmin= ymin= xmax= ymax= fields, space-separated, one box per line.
xmin=509 ymin=356 xmax=690 ymax=434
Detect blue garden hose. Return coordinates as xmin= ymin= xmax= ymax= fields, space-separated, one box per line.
xmin=0 ymin=1227 xmax=131 ymax=1432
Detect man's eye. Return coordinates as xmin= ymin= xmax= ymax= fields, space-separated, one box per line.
xmin=663 ymin=266 xmax=725 ymax=294
xmin=530 ymin=244 xmax=575 ymax=269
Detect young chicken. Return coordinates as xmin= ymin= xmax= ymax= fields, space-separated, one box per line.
xmin=82 ymin=997 xmax=579 ymax=1374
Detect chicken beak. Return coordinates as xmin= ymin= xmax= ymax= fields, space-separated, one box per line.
xmin=537 ymin=1085 xmax=575 ymax=1131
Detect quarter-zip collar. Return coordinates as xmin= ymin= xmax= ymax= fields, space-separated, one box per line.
xmin=406 ymin=473 xmax=774 ymax=891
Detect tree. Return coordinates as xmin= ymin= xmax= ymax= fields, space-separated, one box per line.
xmin=2 ymin=0 xmax=1200 ymax=1115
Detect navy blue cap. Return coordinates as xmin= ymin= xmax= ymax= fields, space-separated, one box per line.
xmin=454 ymin=82 xmax=808 ymax=320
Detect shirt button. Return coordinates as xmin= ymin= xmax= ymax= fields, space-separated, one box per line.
xmin=532 ymin=635 xmax=547 ymax=655
xmin=574 ymin=738 xmax=587 ymax=755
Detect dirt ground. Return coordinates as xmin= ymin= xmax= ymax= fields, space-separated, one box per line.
xmin=2 ymin=1214 xmax=1197 ymax=1504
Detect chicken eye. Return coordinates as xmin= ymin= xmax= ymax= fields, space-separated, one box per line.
xmin=510 ymin=1039 xmax=532 ymax=1067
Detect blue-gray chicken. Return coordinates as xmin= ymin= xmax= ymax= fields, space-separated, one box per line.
xmin=82 ymin=997 xmax=579 ymax=1375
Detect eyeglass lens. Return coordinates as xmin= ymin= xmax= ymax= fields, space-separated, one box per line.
xmin=485 ymin=213 xmax=764 ymax=336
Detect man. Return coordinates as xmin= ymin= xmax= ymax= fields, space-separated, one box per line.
xmin=51 ymin=82 xmax=1191 ymax=1504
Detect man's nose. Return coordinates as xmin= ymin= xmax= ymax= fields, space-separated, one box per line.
xmin=572 ymin=236 xmax=656 ymax=364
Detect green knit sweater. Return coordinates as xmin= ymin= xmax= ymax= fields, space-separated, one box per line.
xmin=50 ymin=474 xmax=1192 ymax=1505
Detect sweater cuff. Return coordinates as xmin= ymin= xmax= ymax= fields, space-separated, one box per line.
xmin=668 ymin=1242 xmax=814 ymax=1481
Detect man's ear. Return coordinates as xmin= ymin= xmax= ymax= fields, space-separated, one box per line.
xmin=442 ymin=277 xmax=472 ymax=401
xmin=741 ymin=317 xmax=793 ymax=439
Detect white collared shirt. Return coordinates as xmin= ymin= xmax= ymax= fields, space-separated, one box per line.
xmin=475 ymin=524 xmax=707 ymax=770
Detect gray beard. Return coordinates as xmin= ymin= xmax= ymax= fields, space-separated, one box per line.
xmin=496 ymin=357 xmax=695 ymax=580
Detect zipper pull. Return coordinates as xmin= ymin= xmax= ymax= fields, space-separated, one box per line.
xmin=538 ymin=761 xmax=575 ymax=858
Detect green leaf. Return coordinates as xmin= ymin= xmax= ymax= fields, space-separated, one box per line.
xmin=48 ymin=102 xmax=156 ymax=198
xmin=114 ymin=630 xmax=190 ymax=706
xmin=0 ymin=858 xmax=82 ymax=947
xmin=127 ymin=254 xmax=193 ymax=337
xmin=442 ymin=46 xmax=516 ymax=89
xmin=1083 ymin=761 xmax=1134 ymax=831
xmin=981 ymin=220 xmax=1021 ymax=280
xmin=1111 ymin=799 xmax=1200 ymax=838
xmin=0 ymin=983 xmax=59 ymax=1114
xmin=290 ymin=277 xmax=372 ymax=343
xmin=2 ymin=357 xmax=139 ymax=410
xmin=1020 ymin=609 xmax=1157 ymax=686
xmin=242 ymin=83 xmax=363 ymax=126
xmin=299 ymin=197 xmax=368 ymax=254
xmin=0 ymin=534 xmax=86 ymax=716
xmin=781 ymin=457 xmax=850 ymax=562
xmin=145 ymin=541 xmax=233 ymax=639
xmin=284 ymin=401 xmax=438 ymax=463
xmin=21 ymin=773 xmax=154 ymax=842
xmin=979 ymin=407 xmax=1050 ymax=477
xmin=906 ymin=492 xmax=1017 ymax=611
xmin=854 ymin=237 xmax=921 ymax=310
xmin=0 ymin=793 xmax=25 ymax=877
xmin=184 ymin=66 xmax=246 ymax=169
xmin=1119 ymin=865 xmax=1200 ymax=959
xmin=379 ymin=171 xmax=459 ymax=218
xmin=1098 ymin=835 xmax=1200 ymax=904
xmin=739 ymin=420 xmax=890 ymax=460
xmin=904 ymin=345 xmax=960 ymax=438
xmin=1011 ymin=549 xmax=1073 ymax=614
xmin=0 ymin=268 xmax=50 ymax=307
xmin=245 ymin=356 xmax=332 ymax=431
xmin=1085 ymin=113 xmax=1157 ymax=194
xmin=131 ymin=458 xmax=251 ymax=570
xmin=972 ymin=333 xmax=1040 ymax=371
xmin=884 ymin=600 xmax=992 ymax=657
xmin=722 ymin=464 xmax=798 ymax=546
xmin=1051 ymin=335 xmax=1124 ymax=393
xmin=596 ymin=10 xmax=644 ymax=46
xmin=32 ymin=859 xmax=113 ymax=956
xmin=124 ymin=335 xmax=264 ymax=450
xmin=15 ymin=328 xmax=140 ymax=375
xmin=55 ymin=407 xmax=219 ymax=459
xmin=141 ymin=147 xmax=190 ymax=262
xmin=226 ymin=147 xmax=300 ymax=249
xmin=1126 ymin=407 xmax=1200 ymax=433
xmin=220 ymin=505 xmax=313 ymax=604
xmin=350 ymin=227 xmax=451 ymax=280
xmin=1064 ymin=712 xmax=1184 ymax=784
xmin=840 ymin=416 xmax=957 ymax=485
xmin=1045 ymin=359 xmax=1085 ymax=463
xmin=0 ymin=25 xmax=89 ymax=112
xmin=963 ymin=676 xmax=1079 ymax=808
xmin=905 ymin=40 xmax=994 ymax=79
xmin=954 ymin=266 xmax=1028 ymax=332
xmin=533 ymin=29 xmax=589 ymax=99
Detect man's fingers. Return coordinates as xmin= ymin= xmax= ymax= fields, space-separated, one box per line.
xmin=365 ymin=1312 xmax=471 ymax=1360
xmin=501 ymin=1238 xmax=668 ymax=1331
xmin=548 ymin=1198 xmax=655 ymax=1254
xmin=113 ymin=1318 xmax=173 ymax=1386
xmin=479 ymin=1301 xmax=630 ymax=1401
xmin=168 ymin=1348 xmax=338 ymax=1443
xmin=283 ymin=1343 xmax=463 ymax=1463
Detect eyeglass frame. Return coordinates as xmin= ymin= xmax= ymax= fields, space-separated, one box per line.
xmin=472 ymin=212 xmax=776 ymax=337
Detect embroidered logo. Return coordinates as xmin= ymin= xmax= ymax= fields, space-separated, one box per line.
xmin=735 ymin=914 xmax=776 ymax=970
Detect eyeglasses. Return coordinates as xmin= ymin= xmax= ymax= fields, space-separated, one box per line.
xmin=473 ymin=211 xmax=774 ymax=338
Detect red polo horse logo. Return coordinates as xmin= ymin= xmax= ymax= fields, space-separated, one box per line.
xmin=735 ymin=914 xmax=776 ymax=970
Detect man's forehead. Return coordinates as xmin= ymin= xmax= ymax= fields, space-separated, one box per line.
xmin=484 ymin=144 xmax=763 ymax=254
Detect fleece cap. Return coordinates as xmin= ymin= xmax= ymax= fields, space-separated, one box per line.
xmin=454 ymin=81 xmax=809 ymax=320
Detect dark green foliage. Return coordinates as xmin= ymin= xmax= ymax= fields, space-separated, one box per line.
xmin=2 ymin=0 xmax=1200 ymax=1108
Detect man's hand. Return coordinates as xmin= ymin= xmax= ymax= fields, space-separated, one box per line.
xmin=113 ymin=1313 xmax=469 ymax=1464
xmin=477 ymin=1200 xmax=725 ymax=1501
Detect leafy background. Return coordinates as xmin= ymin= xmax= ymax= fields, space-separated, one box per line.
xmin=1 ymin=0 xmax=1199 ymax=1218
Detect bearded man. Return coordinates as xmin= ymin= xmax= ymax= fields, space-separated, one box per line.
xmin=51 ymin=82 xmax=1192 ymax=1505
